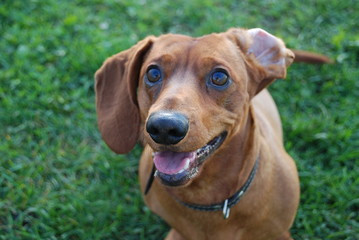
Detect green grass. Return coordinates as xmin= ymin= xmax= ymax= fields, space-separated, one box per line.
xmin=0 ymin=0 xmax=358 ymax=239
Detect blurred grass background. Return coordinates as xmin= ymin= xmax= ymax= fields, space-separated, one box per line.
xmin=0 ymin=0 xmax=358 ymax=239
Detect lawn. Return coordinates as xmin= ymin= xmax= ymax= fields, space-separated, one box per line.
xmin=0 ymin=0 xmax=358 ymax=239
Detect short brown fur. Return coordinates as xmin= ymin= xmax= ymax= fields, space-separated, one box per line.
xmin=95 ymin=28 xmax=330 ymax=240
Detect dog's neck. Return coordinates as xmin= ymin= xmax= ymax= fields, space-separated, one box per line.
xmin=164 ymin=105 xmax=260 ymax=206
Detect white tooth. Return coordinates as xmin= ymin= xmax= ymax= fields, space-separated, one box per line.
xmin=178 ymin=159 xmax=190 ymax=174
xmin=184 ymin=159 xmax=190 ymax=169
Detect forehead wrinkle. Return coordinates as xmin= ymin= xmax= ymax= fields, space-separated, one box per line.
xmin=148 ymin=54 xmax=174 ymax=65
xmin=149 ymin=37 xmax=197 ymax=70
xmin=187 ymin=39 xmax=244 ymax=73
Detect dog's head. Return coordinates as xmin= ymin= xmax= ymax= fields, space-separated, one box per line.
xmin=95 ymin=28 xmax=294 ymax=186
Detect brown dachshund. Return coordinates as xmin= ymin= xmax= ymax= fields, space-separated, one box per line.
xmin=95 ymin=28 xmax=331 ymax=240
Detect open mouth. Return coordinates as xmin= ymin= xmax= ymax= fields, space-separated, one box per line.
xmin=153 ymin=132 xmax=227 ymax=186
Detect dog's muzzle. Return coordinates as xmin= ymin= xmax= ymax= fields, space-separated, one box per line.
xmin=146 ymin=111 xmax=226 ymax=186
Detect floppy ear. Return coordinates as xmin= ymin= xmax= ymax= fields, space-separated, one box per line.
xmin=228 ymin=28 xmax=294 ymax=95
xmin=95 ymin=37 xmax=155 ymax=154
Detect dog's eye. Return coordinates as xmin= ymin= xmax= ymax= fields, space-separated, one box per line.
xmin=211 ymin=71 xmax=229 ymax=86
xmin=146 ymin=67 xmax=162 ymax=83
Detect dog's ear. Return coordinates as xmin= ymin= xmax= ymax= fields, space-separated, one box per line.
xmin=228 ymin=28 xmax=294 ymax=95
xmin=95 ymin=37 xmax=155 ymax=154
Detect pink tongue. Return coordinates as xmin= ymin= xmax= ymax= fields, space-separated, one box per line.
xmin=153 ymin=151 xmax=196 ymax=175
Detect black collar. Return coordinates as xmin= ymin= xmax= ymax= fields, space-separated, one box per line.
xmin=145 ymin=156 xmax=259 ymax=219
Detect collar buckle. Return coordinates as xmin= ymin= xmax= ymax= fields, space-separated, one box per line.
xmin=222 ymin=199 xmax=230 ymax=219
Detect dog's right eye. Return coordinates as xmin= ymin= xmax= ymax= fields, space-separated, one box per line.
xmin=211 ymin=71 xmax=229 ymax=86
xmin=207 ymin=68 xmax=232 ymax=91
xmin=146 ymin=67 xmax=162 ymax=83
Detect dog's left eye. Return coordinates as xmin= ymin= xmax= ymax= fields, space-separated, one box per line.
xmin=210 ymin=71 xmax=229 ymax=86
xmin=146 ymin=67 xmax=162 ymax=83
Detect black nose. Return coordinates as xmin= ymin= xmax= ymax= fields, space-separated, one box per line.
xmin=146 ymin=111 xmax=189 ymax=145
